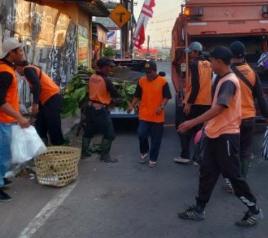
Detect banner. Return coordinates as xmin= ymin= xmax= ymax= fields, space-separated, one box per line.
xmin=107 ymin=30 xmax=117 ymax=47
xmin=133 ymin=0 xmax=156 ymax=49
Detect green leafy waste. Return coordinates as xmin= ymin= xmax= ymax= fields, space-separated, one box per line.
xmin=112 ymin=81 xmax=136 ymax=110
xmin=62 ymin=65 xmax=94 ymax=118
xmin=62 ymin=65 xmax=140 ymax=117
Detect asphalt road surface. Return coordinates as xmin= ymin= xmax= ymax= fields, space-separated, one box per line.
xmin=1 ymin=62 xmax=268 ymax=238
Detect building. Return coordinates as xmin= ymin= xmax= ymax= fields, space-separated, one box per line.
xmin=92 ymin=22 xmax=108 ymax=66
xmin=0 ymin=0 xmax=109 ymax=85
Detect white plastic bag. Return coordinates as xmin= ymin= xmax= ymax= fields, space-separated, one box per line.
xmin=11 ymin=125 xmax=47 ymax=164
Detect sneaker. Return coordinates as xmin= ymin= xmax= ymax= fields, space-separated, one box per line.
xmin=174 ymin=157 xmax=191 ymax=164
xmin=178 ymin=206 xmax=205 ymax=221
xmin=223 ymin=178 xmax=234 ymax=194
xmin=100 ymin=154 xmax=118 ymax=163
xmin=235 ymin=209 xmax=263 ymax=227
xmin=148 ymin=161 xmax=157 ymax=168
xmin=0 ymin=189 xmax=12 ymax=202
xmin=140 ymin=153 xmax=149 ymax=164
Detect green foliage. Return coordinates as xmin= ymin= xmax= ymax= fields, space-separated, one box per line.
xmin=112 ymin=81 xmax=136 ymax=110
xmin=62 ymin=65 xmax=94 ymax=118
xmin=62 ymin=64 xmax=137 ymax=117
xmin=103 ymin=46 xmax=116 ymax=58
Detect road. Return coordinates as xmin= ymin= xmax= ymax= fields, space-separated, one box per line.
xmin=1 ymin=62 xmax=268 ymax=238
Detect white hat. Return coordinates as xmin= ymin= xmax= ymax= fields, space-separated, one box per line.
xmin=0 ymin=38 xmax=23 ymax=59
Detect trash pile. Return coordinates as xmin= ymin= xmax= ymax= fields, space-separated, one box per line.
xmin=62 ymin=65 xmax=94 ymax=117
xmin=62 ymin=65 xmax=141 ymax=115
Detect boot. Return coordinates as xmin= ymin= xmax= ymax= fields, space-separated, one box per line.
xmin=100 ymin=138 xmax=113 ymax=154
xmin=100 ymin=153 xmax=118 ymax=163
xmin=81 ymin=137 xmax=92 ymax=158
xmin=99 ymin=139 xmax=118 ymax=163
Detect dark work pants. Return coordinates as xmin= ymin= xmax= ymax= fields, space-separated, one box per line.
xmin=196 ymin=134 xmax=257 ymax=210
xmin=138 ymin=120 xmax=164 ymax=162
xmin=35 ymin=94 xmax=64 ymax=145
xmin=240 ymin=118 xmax=255 ymax=178
xmin=84 ymin=106 xmax=115 ymax=154
xmin=179 ymin=105 xmax=210 ymax=159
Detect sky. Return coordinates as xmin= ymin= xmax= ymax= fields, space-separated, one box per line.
xmin=134 ymin=0 xmax=183 ymax=48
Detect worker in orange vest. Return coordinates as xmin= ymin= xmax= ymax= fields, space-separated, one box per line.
xmin=16 ymin=61 xmax=64 ymax=145
xmin=0 ymin=38 xmax=30 ymax=201
xmin=128 ymin=61 xmax=172 ymax=168
xmin=222 ymin=41 xmax=268 ymax=192
xmin=177 ymin=46 xmax=261 ymax=227
xmin=83 ymin=58 xmax=120 ymax=163
xmin=174 ymin=42 xmax=212 ymax=165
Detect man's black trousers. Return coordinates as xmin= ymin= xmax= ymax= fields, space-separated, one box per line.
xmin=84 ymin=106 xmax=115 ymax=141
xmin=196 ymin=134 xmax=257 ymax=209
xmin=240 ymin=118 xmax=255 ymax=178
xmin=179 ymin=105 xmax=210 ymax=159
xmin=35 ymin=94 xmax=64 ymax=145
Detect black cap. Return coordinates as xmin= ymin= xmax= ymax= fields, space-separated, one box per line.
xmin=144 ymin=61 xmax=157 ymax=72
xmin=97 ymin=58 xmax=115 ymax=68
xmin=230 ymin=41 xmax=246 ymax=58
xmin=210 ymin=46 xmax=233 ymax=65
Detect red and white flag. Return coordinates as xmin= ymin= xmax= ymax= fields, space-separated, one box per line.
xmin=133 ymin=0 xmax=156 ymax=49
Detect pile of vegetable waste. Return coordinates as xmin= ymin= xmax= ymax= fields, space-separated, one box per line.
xmin=62 ymin=65 xmax=94 ymax=117
xmin=62 ymin=65 xmax=143 ymax=117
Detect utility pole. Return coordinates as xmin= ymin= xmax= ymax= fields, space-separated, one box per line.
xmin=120 ymin=0 xmax=129 ymax=58
xmin=147 ymin=35 xmax=150 ymax=58
xmin=130 ymin=0 xmax=134 ymax=58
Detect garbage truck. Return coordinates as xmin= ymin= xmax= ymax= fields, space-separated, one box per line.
xmin=171 ymin=0 xmax=268 ymax=125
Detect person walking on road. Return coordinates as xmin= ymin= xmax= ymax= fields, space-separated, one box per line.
xmin=177 ymin=46 xmax=262 ymax=227
xmin=128 ymin=61 xmax=172 ymax=168
xmin=223 ymin=41 xmax=268 ymax=192
xmin=0 ymin=38 xmax=30 ymax=201
xmin=231 ymin=41 xmax=268 ymax=177
xmin=175 ymin=42 xmax=212 ymax=165
xmin=16 ymin=61 xmax=65 ymax=146
xmin=82 ymin=58 xmax=120 ymax=163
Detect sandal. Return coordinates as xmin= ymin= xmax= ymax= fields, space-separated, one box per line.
xmin=148 ymin=161 xmax=157 ymax=168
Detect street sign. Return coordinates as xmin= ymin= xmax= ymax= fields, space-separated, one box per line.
xmin=110 ymin=4 xmax=131 ymax=28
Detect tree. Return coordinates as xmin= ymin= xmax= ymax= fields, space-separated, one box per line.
xmin=102 ymin=46 xmax=116 ymax=58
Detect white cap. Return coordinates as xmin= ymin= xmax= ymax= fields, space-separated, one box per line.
xmin=0 ymin=38 xmax=23 ymax=59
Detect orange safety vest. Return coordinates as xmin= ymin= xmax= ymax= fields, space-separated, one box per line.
xmin=0 ymin=62 xmax=19 ymax=123
xmin=89 ymin=74 xmax=112 ymax=105
xmin=138 ymin=75 xmax=167 ymax=123
xmin=205 ymin=73 xmax=241 ymax=139
xmin=184 ymin=60 xmax=212 ymax=105
xmin=235 ymin=64 xmax=256 ymax=119
xmin=25 ymin=65 xmax=60 ymax=105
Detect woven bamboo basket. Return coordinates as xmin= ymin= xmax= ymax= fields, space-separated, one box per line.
xmin=35 ymin=146 xmax=81 ymax=187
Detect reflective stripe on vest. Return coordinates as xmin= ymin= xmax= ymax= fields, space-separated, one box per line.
xmin=89 ymin=74 xmax=112 ymax=105
xmin=25 ymin=65 xmax=60 ymax=105
xmin=205 ymin=73 xmax=241 ymax=139
xmin=184 ymin=60 xmax=212 ymax=105
xmin=236 ymin=64 xmax=256 ymax=119
xmin=0 ymin=62 xmax=19 ymax=123
xmin=138 ymin=76 xmax=167 ymax=123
